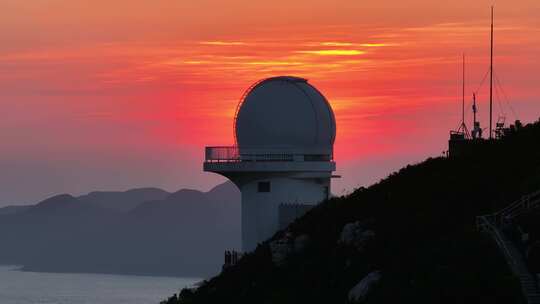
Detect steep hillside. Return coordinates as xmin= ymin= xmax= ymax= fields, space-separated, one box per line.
xmin=164 ymin=119 xmax=540 ymax=304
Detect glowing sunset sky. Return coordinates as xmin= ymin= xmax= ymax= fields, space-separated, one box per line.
xmin=1 ymin=0 xmax=539 ymax=204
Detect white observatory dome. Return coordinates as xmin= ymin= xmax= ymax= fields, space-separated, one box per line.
xmin=235 ymin=76 xmax=336 ymax=154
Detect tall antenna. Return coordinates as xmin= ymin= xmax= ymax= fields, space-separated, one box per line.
xmin=471 ymin=92 xmax=482 ymax=139
xmin=473 ymin=93 xmax=477 ymax=126
xmin=462 ymin=53 xmax=465 ymax=126
xmin=457 ymin=54 xmax=469 ymax=138
xmin=489 ymin=5 xmax=494 ymax=139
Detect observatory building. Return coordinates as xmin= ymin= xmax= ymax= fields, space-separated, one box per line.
xmin=204 ymin=76 xmax=337 ymax=252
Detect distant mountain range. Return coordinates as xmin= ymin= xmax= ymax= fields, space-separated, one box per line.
xmin=0 ymin=181 xmax=240 ymax=277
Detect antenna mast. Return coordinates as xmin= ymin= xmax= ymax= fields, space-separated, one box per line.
xmin=462 ymin=53 xmax=465 ymax=126
xmin=473 ymin=93 xmax=477 ymax=126
xmin=489 ymin=6 xmax=494 ymax=139
xmin=471 ymin=92 xmax=482 ymax=139
xmin=456 ymin=54 xmax=469 ymax=138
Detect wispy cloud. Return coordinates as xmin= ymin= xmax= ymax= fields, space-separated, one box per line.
xmin=359 ymin=43 xmax=392 ymax=47
xmin=319 ymin=42 xmax=396 ymax=48
xmin=199 ymin=41 xmax=247 ymax=46
xmin=182 ymin=60 xmax=213 ymax=65
xmin=243 ymin=61 xmax=304 ymax=66
xmin=296 ymin=49 xmax=366 ymax=56
xmin=320 ymin=42 xmax=354 ymax=46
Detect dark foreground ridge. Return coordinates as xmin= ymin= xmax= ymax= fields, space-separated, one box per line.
xmin=163 ymin=119 xmax=540 ymax=304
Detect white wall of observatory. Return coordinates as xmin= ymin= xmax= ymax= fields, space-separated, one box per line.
xmin=240 ymin=176 xmax=330 ymax=252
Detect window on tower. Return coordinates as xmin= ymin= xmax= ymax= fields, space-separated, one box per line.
xmin=257 ymin=181 xmax=271 ymax=193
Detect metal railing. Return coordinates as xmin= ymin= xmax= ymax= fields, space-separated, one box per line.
xmin=499 ymin=190 xmax=540 ymax=220
xmin=205 ymin=146 xmax=332 ymax=163
xmin=477 ymin=190 xmax=540 ymax=229
xmin=205 ymin=146 xmax=240 ymax=162
xmin=477 ymin=215 xmax=519 ymax=271
xmin=476 ymin=189 xmax=540 ymax=303
xmin=476 ymin=189 xmax=540 ymax=266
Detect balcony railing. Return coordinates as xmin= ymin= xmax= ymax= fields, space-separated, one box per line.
xmin=205 ymin=146 xmax=332 ymax=163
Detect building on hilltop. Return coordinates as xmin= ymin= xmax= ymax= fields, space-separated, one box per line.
xmin=204 ymin=76 xmax=337 ymax=252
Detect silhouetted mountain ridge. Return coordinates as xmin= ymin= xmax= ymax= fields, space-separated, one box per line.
xmin=23 ymin=194 xmax=111 ymax=217
xmin=0 ymin=205 xmax=31 ymax=215
xmin=78 ymin=187 xmax=170 ymax=212
xmin=0 ymin=181 xmax=240 ymax=277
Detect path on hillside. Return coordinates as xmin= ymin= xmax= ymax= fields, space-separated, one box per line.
xmin=477 ymin=191 xmax=540 ymax=304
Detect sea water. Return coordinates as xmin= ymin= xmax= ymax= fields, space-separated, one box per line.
xmin=0 ymin=265 xmax=199 ymax=304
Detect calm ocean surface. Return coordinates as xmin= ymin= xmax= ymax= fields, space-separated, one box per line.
xmin=0 ymin=266 xmax=200 ymax=304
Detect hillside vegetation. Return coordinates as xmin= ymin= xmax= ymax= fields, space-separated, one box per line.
xmin=164 ymin=119 xmax=540 ymax=304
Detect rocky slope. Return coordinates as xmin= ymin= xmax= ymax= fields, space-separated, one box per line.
xmin=163 ymin=119 xmax=540 ymax=303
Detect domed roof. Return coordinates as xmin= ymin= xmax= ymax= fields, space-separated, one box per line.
xmin=234 ymin=76 xmax=336 ymax=154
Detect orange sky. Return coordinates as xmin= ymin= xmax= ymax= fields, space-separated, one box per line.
xmin=1 ymin=0 xmax=539 ymax=203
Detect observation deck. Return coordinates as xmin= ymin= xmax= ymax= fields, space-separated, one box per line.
xmin=204 ymin=146 xmax=335 ymax=174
